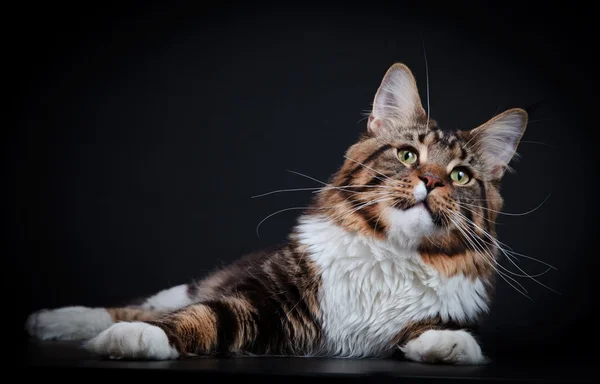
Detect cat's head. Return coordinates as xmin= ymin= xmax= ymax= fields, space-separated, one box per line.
xmin=317 ymin=63 xmax=528 ymax=250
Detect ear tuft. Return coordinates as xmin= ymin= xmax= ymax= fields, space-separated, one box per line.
xmin=368 ymin=63 xmax=426 ymax=133
xmin=467 ymin=108 xmax=528 ymax=179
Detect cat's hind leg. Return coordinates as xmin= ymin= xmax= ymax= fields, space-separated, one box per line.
xmin=26 ymin=283 xmax=195 ymax=341
xmin=84 ymin=297 xmax=251 ymax=360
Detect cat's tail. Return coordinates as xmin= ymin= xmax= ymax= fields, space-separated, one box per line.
xmin=25 ymin=283 xmax=197 ymax=341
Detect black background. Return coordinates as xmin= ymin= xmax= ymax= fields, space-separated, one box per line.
xmin=10 ymin=0 xmax=599 ymax=362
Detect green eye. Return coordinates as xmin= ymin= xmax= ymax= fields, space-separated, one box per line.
xmin=451 ymin=168 xmax=471 ymax=185
xmin=398 ymin=150 xmax=418 ymax=165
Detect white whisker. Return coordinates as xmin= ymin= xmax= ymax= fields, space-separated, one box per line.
xmin=446 ymin=211 xmax=556 ymax=270
xmin=255 ymin=207 xmax=316 ymax=238
xmin=447 ymin=214 xmax=517 ymax=279
xmin=454 ymin=202 xmax=497 ymax=226
xmin=285 ymin=169 xmax=396 ymax=195
xmin=343 ymin=155 xmax=395 ymax=183
xmin=286 ymin=170 xmax=347 ymax=190
xmin=335 ymin=196 xmax=395 ymax=225
xmin=445 ymin=213 xmax=532 ymax=300
xmin=252 ymin=186 xmax=330 ymax=198
xmin=251 ymin=184 xmax=394 ymax=199
xmin=449 ymin=211 xmax=551 ymax=279
xmin=421 ymin=35 xmax=431 ymax=128
xmin=451 ymin=210 xmax=560 ymax=295
xmin=498 ymin=250 xmax=557 ymax=270
xmin=254 ymin=194 xmax=391 ymax=238
xmin=520 ymin=140 xmax=555 ymax=149
xmin=457 ymin=193 xmax=551 ymax=217
xmin=374 ymin=204 xmax=393 ymax=234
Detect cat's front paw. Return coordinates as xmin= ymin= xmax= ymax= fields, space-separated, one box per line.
xmin=26 ymin=306 xmax=114 ymax=340
xmin=84 ymin=322 xmax=179 ymax=360
xmin=400 ymin=330 xmax=488 ymax=365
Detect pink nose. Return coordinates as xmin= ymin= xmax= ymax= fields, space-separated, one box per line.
xmin=419 ymin=174 xmax=443 ymax=192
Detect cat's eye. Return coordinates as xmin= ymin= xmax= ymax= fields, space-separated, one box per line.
xmin=397 ymin=149 xmax=418 ymax=165
xmin=450 ymin=168 xmax=471 ymax=185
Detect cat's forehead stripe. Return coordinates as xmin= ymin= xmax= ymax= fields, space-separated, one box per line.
xmin=398 ymin=126 xmax=470 ymax=166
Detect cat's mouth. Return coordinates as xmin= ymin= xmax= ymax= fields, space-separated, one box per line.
xmin=385 ymin=198 xmax=437 ymax=240
xmin=392 ymin=198 xmax=428 ymax=212
xmin=402 ymin=200 xmax=432 ymax=216
xmin=404 ymin=199 xmax=443 ymax=227
xmin=413 ymin=201 xmax=432 ymax=216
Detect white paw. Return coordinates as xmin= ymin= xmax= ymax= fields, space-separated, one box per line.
xmin=84 ymin=322 xmax=179 ymax=360
xmin=400 ymin=330 xmax=488 ymax=365
xmin=26 ymin=306 xmax=114 ymax=340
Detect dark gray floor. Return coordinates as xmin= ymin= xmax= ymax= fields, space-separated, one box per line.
xmin=20 ymin=338 xmax=595 ymax=383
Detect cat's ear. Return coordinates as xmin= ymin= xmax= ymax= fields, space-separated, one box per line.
xmin=465 ymin=108 xmax=528 ymax=180
xmin=368 ymin=63 xmax=427 ymax=133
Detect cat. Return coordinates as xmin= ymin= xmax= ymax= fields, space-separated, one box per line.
xmin=25 ymin=63 xmax=528 ymax=365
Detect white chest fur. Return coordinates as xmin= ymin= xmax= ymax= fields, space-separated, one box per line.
xmin=296 ymin=214 xmax=489 ymax=358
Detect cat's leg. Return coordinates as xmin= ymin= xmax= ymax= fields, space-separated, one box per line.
xmin=395 ymin=323 xmax=488 ymax=365
xmin=85 ymin=297 xmax=266 ymax=360
xmin=26 ymin=283 xmax=195 ymax=341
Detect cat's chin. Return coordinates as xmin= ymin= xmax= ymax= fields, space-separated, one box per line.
xmin=385 ymin=204 xmax=436 ymax=248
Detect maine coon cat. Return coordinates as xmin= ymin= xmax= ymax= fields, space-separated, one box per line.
xmin=26 ymin=63 xmax=528 ymax=365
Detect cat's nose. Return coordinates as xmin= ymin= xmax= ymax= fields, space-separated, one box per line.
xmin=419 ymin=174 xmax=443 ymax=192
